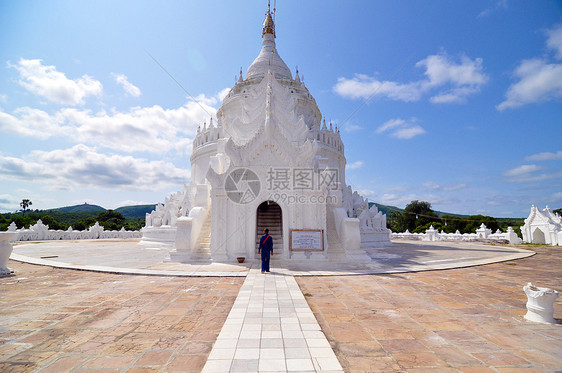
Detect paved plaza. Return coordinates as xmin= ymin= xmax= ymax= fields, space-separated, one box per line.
xmin=0 ymin=240 xmax=560 ymax=372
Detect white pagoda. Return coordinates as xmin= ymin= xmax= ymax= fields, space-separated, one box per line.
xmin=521 ymin=205 xmax=562 ymax=246
xmin=141 ymin=7 xmax=390 ymax=262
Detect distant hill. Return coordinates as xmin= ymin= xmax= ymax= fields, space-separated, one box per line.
xmin=43 ymin=203 xmax=156 ymax=218
xmin=371 ymin=203 xmax=402 ymax=216
xmin=371 ymin=202 xmax=469 ymax=218
xmin=46 ymin=203 xmax=106 ymax=213
xmin=115 ymin=205 xmax=157 ymax=218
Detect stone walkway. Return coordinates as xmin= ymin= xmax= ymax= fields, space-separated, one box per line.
xmin=0 ymin=261 xmax=243 ymax=372
xmin=1 ymin=243 xmax=560 ymax=372
xmin=202 ymin=269 xmax=342 ymax=372
xmin=298 ymin=245 xmax=562 ymax=372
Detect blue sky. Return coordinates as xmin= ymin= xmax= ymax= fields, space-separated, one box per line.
xmin=0 ymin=0 xmax=561 ymax=218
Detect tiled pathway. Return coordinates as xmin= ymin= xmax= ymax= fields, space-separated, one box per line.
xmin=202 ymin=268 xmax=343 ymax=372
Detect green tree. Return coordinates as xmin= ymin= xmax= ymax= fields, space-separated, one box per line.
xmin=20 ymin=199 xmax=32 ymax=215
xmin=464 ymin=215 xmax=499 ymax=234
xmin=40 ymin=215 xmax=66 ymax=231
xmin=395 ymin=200 xmax=438 ymax=232
xmin=73 ymin=217 xmax=96 ymax=231
xmin=440 ymin=215 xmax=467 ymax=233
xmin=412 ymin=221 xmax=444 ymax=233
xmin=554 ymin=208 xmax=562 ymax=215
xmin=96 ymin=210 xmax=125 ymax=231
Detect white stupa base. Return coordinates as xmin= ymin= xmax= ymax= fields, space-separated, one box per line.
xmin=360 ymin=230 xmax=391 ymax=248
xmin=139 ymin=226 xmax=177 ymax=246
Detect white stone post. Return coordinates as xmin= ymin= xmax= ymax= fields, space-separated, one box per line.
xmin=523 ymin=283 xmax=559 ymax=324
xmin=0 ymin=231 xmax=18 ymax=276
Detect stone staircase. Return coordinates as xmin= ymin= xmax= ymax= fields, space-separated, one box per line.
xmin=255 ymin=203 xmax=283 ymax=258
xmin=192 ymin=213 xmax=212 ymax=262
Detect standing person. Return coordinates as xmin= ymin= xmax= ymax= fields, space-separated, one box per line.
xmin=258 ymin=228 xmax=273 ymax=273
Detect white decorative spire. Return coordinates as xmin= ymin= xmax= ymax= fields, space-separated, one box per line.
xmin=246 ymin=5 xmax=292 ymax=80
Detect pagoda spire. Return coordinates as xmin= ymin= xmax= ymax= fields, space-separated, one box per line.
xmin=263 ymin=3 xmax=275 ymax=37
xmin=245 ymin=1 xmax=292 ymax=80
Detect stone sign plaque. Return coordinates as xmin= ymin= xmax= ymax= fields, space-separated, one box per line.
xmin=290 ymin=229 xmax=323 ymax=251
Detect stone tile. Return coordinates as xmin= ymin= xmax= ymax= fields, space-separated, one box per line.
xmin=379 ymin=338 xmax=430 ymax=353
xmin=166 ymin=354 xmax=207 ymax=372
xmin=285 ymin=347 xmax=311 ymax=359
xmin=345 ymin=356 xmax=402 ymax=372
xmin=286 ymin=358 xmax=314 ymax=371
xmin=258 ymin=358 xmax=286 ymax=372
xmin=207 ymin=347 xmax=235 ymax=360
xmin=393 ymin=352 xmax=448 ymax=368
xmin=37 ymin=355 xmax=89 ymax=373
xmin=230 ymin=358 xmax=259 ymax=372
xmin=234 ymin=348 xmax=260 ymax=359
xmin=201 ymin=359 xmax=232 ymax=372
xmin=260 ymin=348 xmax=285 ymax=359
xmin=471 ymin=351 xmax=530 ymax=366
xmin=134 ymin=350 xmax=173 ymax=366
xmin=81 ymin=355 xmax=136 ymax=369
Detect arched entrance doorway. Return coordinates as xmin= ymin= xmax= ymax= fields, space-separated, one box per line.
xmin=256 ymin=201 xmax=283 ymax=257
xmin=532 ymin=228 xmax=546 ymax=244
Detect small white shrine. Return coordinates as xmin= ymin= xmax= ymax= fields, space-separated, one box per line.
xmin=521 ymin=205 xmax=562 ymax=246
xmin=141 ymin=6 xmax=390 ymax=262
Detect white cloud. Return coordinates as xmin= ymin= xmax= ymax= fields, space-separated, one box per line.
xmin=503 ymin=164 xmax=543 ymax=178
xmin=342 ymin=123 xmax=363 ymax=133
xmin=0 ymin=194 xmax=20 ymax=212
xmin=376 ymin=118 xmax=406 ymax=133
xmin=392 ymin=125 xmax=426 ymax=140
xmin=9 ymin=58 xmax=102 ymax=105
xmin=334 ymin=75 xmax=422 ymax=102
xmin=423 ymin=182 xmax=440 ymax=191
xmin=346 ymin=160 xmax=364 ymax=170
xmin=110 ymin=200 xmax=155 ymax=209
xmin=112 ymin=73 xmax=141 ymax=97
xmin=423 ymin=181 xmax=467 ymax=191
xmin=547 ymin=24 xmax=562 ymax=60
xmin=379 ymin=193 xmax=452 ymax=209
xmin=417 ymin=54 xmax=488 ymax=88
xmin=524 ymin=150 xmax=562 ymax=161
xmin=503 ymin=164 xmax=562 ymax=183
xmin=497 ymin=25 xmax=562 ymax=110
xmin=217 ymin=88 xmax=231 ymax=102
xmin=334 ymin=53 xmax=488 ymax=104
xmin=497 ymin=59 xmax=562 ymax=110
xmin=551 ymin=192 xmax=562 ymax=202
xmin=0 ymin=107 xmax=67 ymax=139
xmin=478 ymin=0 xmax=508 ymax=18
xmin=376 ymin=118 xmax=425 ymax=140
xmin=0 ymin=145 xmax=188 ymax=191
xmin=443 ymin=183 xmax=467 ymax=191
xmin=0 ymin=95 xmax=222 ymax=154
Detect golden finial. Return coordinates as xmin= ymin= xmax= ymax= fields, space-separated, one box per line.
xmin=262 ymin=2 xmax=275 ymax=37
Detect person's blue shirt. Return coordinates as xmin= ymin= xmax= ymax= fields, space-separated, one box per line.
xmin=259 ymin=234 xmax=273 ymax=254
xmin=259 ymin=232 xmax=273 ymax=273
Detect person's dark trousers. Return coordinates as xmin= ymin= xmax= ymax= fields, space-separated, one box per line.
xmin=261 ymin=250 xmax=270 ymax=272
